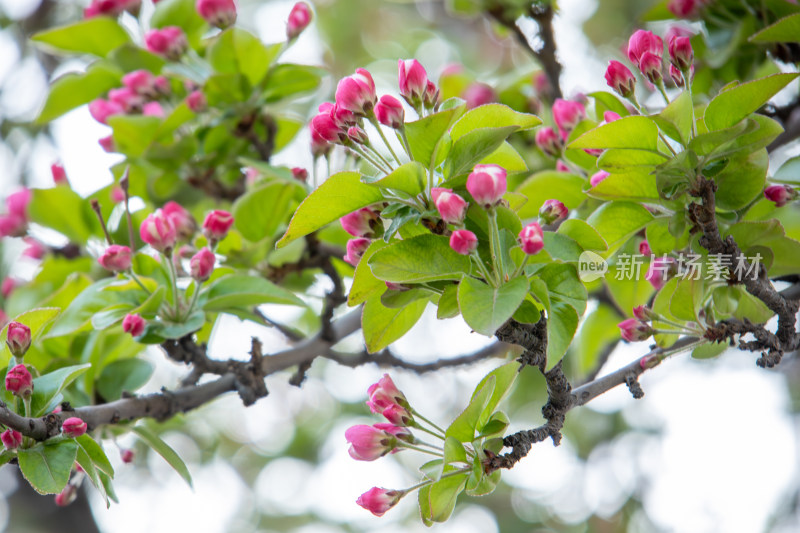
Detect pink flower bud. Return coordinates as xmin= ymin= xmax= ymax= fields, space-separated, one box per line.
xmin=669 ymin=64 xmax=684 ymax=87
xmin=398 ymin=59 xmax=428 ymax=105
xmin=145 ymin=26 xmax=188 ymax=60
xmin=140 ymin=209 xmax=178 ymax=253
xmin=99 ymin=135 xmax=116 ymax=153
xmin=356 ymin=487 xmax=403 ymax=517
xmin=154 ymin=75 xmax=171 ymax=95
xmin=6 ymin=321 xmax=32 ymax=359
xmin=467 ymin=164 xmax=507 ymax=208
xmin=552 ymin=98 xmax=586 ymax=133
xmin=109 ymin=87 xmax=143 ymax=113
xmin=462 ymin=82 xmax=496 ymax=109
xmin=604 ymin=111 xmax=622 ymax=123
xmin=604 ymin=60 xmax=636 ymax=98
xmin=374 ymin=95 xmax=405 ymax=129
xmin=668 ymin=0 xmax=700 ymax=18
xmin=381 ymin=404 xmax=413 ymax=426
xmin=535 ymin=126 xmax=562 ymax=157
xmin=163 ymin=201 xmax=197 ymax=240
xmin=340 ymin=208 xmax=379 ymax=238
xmin=311 ymin=111 xmax=343 ymax=143
xmin=190 ymin=248 xmax=215 ymax=282
xmin=331 ymin=103 xmax=357 ymax=129
xmin=764 ymin=185 xmax=797 ymax=207
xmin=196 ymin=0 xmax=237 ymax=28
xmin=1 ymin=429 xmax=22 ymax=450
xmin=186 ymin=90 xmax=208 ymax=113
xmin=639 ymin=52 xmax=663 ymax=84
xmin=121 ymin=449 xmax=135 ymax=463
xmin=366 ymin=373 xmax=407 ymax=413
xmin=449 ymin=229 xmax=478 ymax=255
xmin=88 ymin=98 xmax=124 ymax=125
xmin=202 ymin=210 xmax=234 ymax=242
xmin=344 ymin=238 xmax=371 ymax=266
xmin=539 ymin=199 xmax=568 ymax=225
xmin=627 ymin=30 xmax=664 ymax=67
xmin=556 ymin=160 xmax=570 ymax=172
xmin=54 ymin=484 xmax=78 ymax=507
xmin=590 ymin=170 xmax=609 ymax=187
xmin=5 ymin=364 xmax=33 ymax=398
xmin=645 ymin=256 xmax=676 ymax=290
xmin=143 ymin=101 xmax=165 ymax=117
xmin=122 ymin=70 xmax=157 ymax=96
xmin=62 ymin=417 xmax=87 ymax=438
xmin=618 ymin=318 xmax=653 ymax=342
xmin=668 ymin=36 xmax=694 ymax=71
xmin=51 ymin=163 xmax=68 ymax=185
xmin=519 ymin=222 xmax=545 ymax=255
xmin=347 ymin=125 xmax=369 ymax=145
xmin=286 ymin=2 xmax=312 ymax=39
xmin=434 ymin=190 xmax=468 ymax=225
xmin=6 ymin=188 xmax=31 ymax=220
xmin=110 ymin=186 xmax=125 ymax=204
xmin=335 ymin=68 xmax=377 ymax=116
xmin=98 ymin=244 xmax=133 ymax=272
xmin=22 ymin=238 xmax=46 ymax=260
xmin=0 ymin=215 xmax=25 ymax=238
xmin=122 ymin=313 xmax=146 ymax=337
xmin=633 ymin=305 xmax=655 ymax=321
xmin=1 ymin=278 xmax=17 ymax=299
xmin=345 ymin=424 xmax=410 ymax=461
xmin=423 ymin=80 xmax=440 ymax=109
xmin=291 ymin=167 xmax=308 ymax=182
xmin=638 ymin=240 xmax=652 ymax=257
xmin=311 ymin=129 xmax=332 ymax=158
xmin=385 ymin=281 xmax=406 ymax=291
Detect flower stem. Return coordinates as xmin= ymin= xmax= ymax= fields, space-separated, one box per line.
xmin=165 ymin=251 xmax=181 ymax=317
xmin=487 ymin=209 xmax=503 ymax=285
xmin=368 ymin=115 xmax=402 ymax=164
xmin=398 ymin=128 xmax=413 ymax=159
xmin=401 ymin=443 xmax=443 ymax=457
xmin=412 ymin=410 xmax=447 ymax=436
xmin=512 ymin=255 xmax=530 ymax=279
xmin=126 ymin=269 xmax=152 ymax=295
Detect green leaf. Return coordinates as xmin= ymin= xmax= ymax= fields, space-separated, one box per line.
xmin=31 ymin=364 xmax=92 ymax=417
xmin=76 ymin=434 xmax=114 ymax=477
xmin=473 ymin=361 xmax=519 ymax=430
xmin=368 ymin=234 xmax=472 ymax=283
xmin=349 ymin=241 xmax=390 ymax=306
xmin=536 ymin=263 xmax=588 ymax=315
xmin=652 ymin=277 xmax=680 ymax=348
xmin=0 ymin=308 xmax=60 ymax=365
xmin=262 ymin=64 xmax=326 ymax=103
xmin=18 ymin=439 xmax=78 ymax=495
xmin=76 ymin=446 xmax=109 ymax=507
xmin=542 ymin=232 xmax=583 ymax=262
xmin=277 ymin=171 xmax=384 ymax=247
xmin=466 ymin=455 xmax=501 ymax=496
xmin=445 ymin=126 xmax=519 ymax=178
xmin=207 ymin=28 xmax=278 ymax=86
xmin=446 ymin=376 xmax=495 ymax=442
xmin=151 ymin=0 xmax=206 ymax=34
xmin=573 ymin=303 xmax=623 ymax=375
xmin=449 ymin=104 xmax=540 ymax=140
xmin=32 ymin=18 xmax=131 ymax=57
xmin=36 ymin=62 xmax=122 ymax=123
xmin=405 ymin=106 xmax=465 ymax=166
xmin=704 ymin=73 xmax=799 ymax=131
xmin=108 ymin=115 xmax=162 ymax=158
xmin=132 ymin=425 xmax=192 ymax=487
xmin=443 ymin=436 xmax=468 ymax=465
xmin=419 ymin=473 xmax=469 ymax=525
xmin=652 ymin=91 xmax=693 ymax=145
xmin=437 ymin=284 xmax=460 ymax=319
xmin=569 ymin=116 xmax=662 ymax=152
xmin=457 ymin=276 xmax=528 ymax=336
xmin=233 ymin=181 xmax=302 ymax=242
xmin=597 ymin=148 xmax=667 ymax=171
xmin=28 ymin=186 xmax=99 ymax=243
xmin=587 ymin=201 xmax=654 ymax=256
xmin=714 ymin=149 xmax=767 ymax=211
xmin=203 ymin=274 xmax=305 ymax=311
xmin=96 ymin=359 xmax=154 ymax=401
xmin=588 ymin=169 xmax=661 ymax=202
xmin=773 ymin=155 xmax=800 ymax=185
xmin=546 ymin=301 xmax=580 ymax=370
xmin=557 ymin=220 xmax=607 ymax=251
xmin=750 ymin=13 xmax=800 ymax=43
xmin=515 ymin=171 xmax=586 ymax=219
xmin=670 ymin=277 xmax=703 ymax=322
xmin=362 ymin=296 xmax=427 ymax=353
xmin=362 ymin=161 xmax=426 ymax=196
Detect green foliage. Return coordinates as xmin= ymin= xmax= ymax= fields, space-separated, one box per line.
xmin=32 ymin=18 xmax=131 ymax=57
xmin=132 ymin=425 xmax=193 ymax=487
xmin=18 ymin=439 xmax=78 ymax=494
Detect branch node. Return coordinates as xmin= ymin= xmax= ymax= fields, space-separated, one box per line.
xmin=624 ymin=373 xmax=645 ymax=399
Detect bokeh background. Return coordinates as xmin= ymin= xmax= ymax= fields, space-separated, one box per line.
xmin=1 ymin=0 xmax=800 ymax=531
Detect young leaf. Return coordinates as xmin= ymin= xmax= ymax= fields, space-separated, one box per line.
xmin=0 ymin=307 xmax=60 ymax=365
xmin=420 ymin=473 xmax=469 ymax=524
xmin=446 ymin=377 xmax=495 ymax=442
xmin=207 ymin=28 xmax=278 ymax=86
xmin=750 ymin=13 xmax=800 ymax=43
xmin=28 ymin=186 xmax=100 ymax=244
xmin=36 ymin=62 xmax=122 ymax=123
xmin=18 ymin=439 xmax=78 ymax=495
xmin=515 ymin=171 xmax=586 ymax=219
xmin=444 ymin=125 xmax=519 ymax=178
xmin=203 ymin=274 xmax=305 ymax=311
xmin=405 ymin=106 xmax=465 ymax=165
xmin=76 ymin=434 xmax=115 ymax=477
xmin=449 ymin=103 xmax=541 ymax=140
xmin=368 ymin=234 xmax=473 ymax=283
xmin=557 ymin=220 xmax=608 ymax=251
xmin=586 ymin=201 xmax=654 ymax=256
xmin=31 ymin=363 xmax=92 ymax=417
xmin=704 ymin=73 xmax=799 ymax=131
xmin=32 ymin=18 xmax=131 ymax=57
xmin=361 ymin=296 xmax=427 ymax=353
xmin=362 ymin=162 xmax=427 ymax=196
xmin=457 ymin=276 xmax=528 ymax=336
xmin=569 ymin=116 xmax=661 ymax=152
xmin=349 ymin=240 xmax=391 ymax=306
xmin=232 ymin=181 xmax=302 ymax=242
xmin=76 ymin=446 xmax=110 ymax=507
xmin=546 ymin=301 xmax=580 ymax=371
xmin=132 ymin=425 xmax=193 ymax=487
xmin=96 ymin=359 xmax=154 ymax=401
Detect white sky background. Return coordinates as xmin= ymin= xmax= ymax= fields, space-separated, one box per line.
xmin=0 ymin=0 xmax=799 ymax=531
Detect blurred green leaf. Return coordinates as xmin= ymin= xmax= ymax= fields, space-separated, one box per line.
xmin=32 ymin=18 xmax=131 ymax=57
xmin=132 ymin=425 xmax=193 ymax=487
xmin=36 ymin=62 xmax=122 ymax=123
xmin=31 ymin=363 xmax=92 ymax=416
xmin=362 ymin=296 xmax=427 ymax=353
xmin=96 ymin=359 xmax=154 ymax=401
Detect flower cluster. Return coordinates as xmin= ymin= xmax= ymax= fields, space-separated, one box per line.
xmin=534 ymin=97 xmax=586 ymax=158
xmin=618 ymin=304 xmax=703 ymax=342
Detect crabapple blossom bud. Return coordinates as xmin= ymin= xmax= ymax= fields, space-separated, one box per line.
xmin=154 ymin=75 xmax=170 ymax=95
xmin=539 ymin=200 xmax=568 ymax=226
xmin=1 ymin=278 xmax=17 ymax=299
xmin=335 ymin=68 xmax=377 ymax=116
xmin=367 ymin=374 xmax=408 ymax=413
xmin=345 ymin=423 xmax=412 ymax=461
xmin=340 ymin=208 xmax=379 ymax=238
xmin=434 ymin=190 xmax=468 ymax=225
xmin=121 ymin=449 xmax=135 ymax=463
xmin=381 ymin=404 xmax=413 ymax=426
xmin=109 ymin=87 xmax=143 ymax=113
xmin=122 ymin=313 xmax=146 ymax=337
xmin=186 ymin=90 xmax=208 ymax=113
xmin=291 ymin=167 xmax=308 ymax=182
xmin=646 ymin=256 xmax=676 ymax=290
xmin=627 ymin=30 xmax=664 ymax=66
xmin=54 ymin=484 xmax=78 ymax=507
xmin=552 ymin=98 xmax=586 ymax=133
xmin=669 ymin=64 xmax=684 ymax=87
xmin=668 ymin=35 xmax=694 ymax=71
xmin=163 ymin=201 xmax=197 ymax=240
xmin=196 ymin=0 xmax=237 ymax=28
xmin=110 ymin=186 xmax=125 ymax=204
xmin=347 ymin=125 xmax=369 ymax=145
xmin=604 ymin=111 xmax=622 ymax=123
xmin=535 ymin=126 xmax=561 ymax=157
xmin=639 ymin=240 xmax=652 ymax=257
xmin=449 ymin=229 xmax=477 ymax=255
xmin=62 ymin=417 xmax=87 ymax=438
xmin=519 ymin=222 xmax=544 ymax=255
xmin=6 ymin=321 xmax=31 ymax=358
xmin=764 ymin=185 xmax=797 ymax=207
xmin=639 ymin=52 xmax=663 ymax=84
xmin=618 ymin=318 xmax=653 ymax=342
xmin=605 ymin=60 xmax=636 ymax=98
xmin=190 ymin=248 xmax=216 ymax=282
xmin=202 ymin=210 xmax=234 ymax=242
xmin=143 ymin=102 xmax=165 ymax=117
xmin=6 ymin=189 xmax=30 ymax=220
xmin=1 ymin=429 xmax=22 ymax=450
xmin=51 ymin=163 xmax=68 ymax=185
xmin=385 ymin=281 xmax=405 ymax=291
xmin=633 ymin=305 xmax=655 ymax=321
xmin=398 ymin=59 xmax=428 ymax=105
xmin=140 ymin=210 xmax=177 ymax=253
xmin=462 ymin=82 xmax=496 ymax=109
xmin=98 ymin=245 xmax=133 ymax=272
xmin=466 ymin=164 xmax=507 ymax=208
xmin=668 ymin=0 xmax=700 ymax=18
xmin=556 ymin=160 xmax=570 ymax=172
xmin=0 ymin=215 xmax=25 ymax=238
xmin=311 ymin=111 xmax=343 ymax=143
xmin=22 ymin=238 xmax=46 ymax=260
xmin=122 ymin=70 xmax=156 ymax=96
xmin=344 ymin=238 xmax=371 ymax=266
xmin=331 ymin=103 xmax=357 ymax=129
xmin=89 ymin=98 xmax=123 ymax=125
xmin=144 ymin=27 xmax=188 ymax=60
xmin=590 ymin=170 xmax=610 ymax=187
xmin=286 ymin=2 xmax=312 ymax=39
xmin=5 ymin=364 xmax=33 ymax=398
xmin=356 ymin=487 xmax=403 ymax=517
xmin=311 ymin=129 xmax=332 ymax=158
xmin=0 ymin=311 xmax=8 ymax=328
xmin=423 ymin=81 xmax=439 ymax=109
xmin=99 ymin=135 xmax=115 ymax=152
xmin=374 ymin=95 xmax=405 ymax=129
